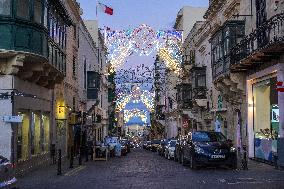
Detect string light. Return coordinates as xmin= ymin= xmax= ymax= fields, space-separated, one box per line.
xmin=124 ymin=108 xmax=148 ymax=123
xmin=105 ymin=24 xmax=183 ymax=73
xmin=115 ymin=87 xmax=155 ymax=112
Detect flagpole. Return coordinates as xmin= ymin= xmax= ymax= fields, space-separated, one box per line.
xmin=96 ymin=0 xmax=98 ymax=19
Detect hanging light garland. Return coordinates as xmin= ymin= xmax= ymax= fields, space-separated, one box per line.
xmin=115 ymin=86 xmax=155 ymax=112
xmin=105 ymin=24 xmax=183 ymax=73
xmin=124 ymin=108 xmax=148 ymax=123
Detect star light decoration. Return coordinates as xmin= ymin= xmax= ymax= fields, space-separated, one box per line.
xmin=124 ymin=108 xmax=148 ymax=124
xmin=105 ymin=24 xmax=182 ymax=74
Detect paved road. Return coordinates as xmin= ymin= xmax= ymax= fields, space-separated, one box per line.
xmin=18 ymin=149 xmax=284 ymax=189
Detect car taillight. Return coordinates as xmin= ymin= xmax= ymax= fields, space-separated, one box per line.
xmin=10 ymin=163 xmax=16 ymax=169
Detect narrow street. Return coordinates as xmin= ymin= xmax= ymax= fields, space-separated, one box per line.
xmin=18 ymin=149 xmax=284 ymax=189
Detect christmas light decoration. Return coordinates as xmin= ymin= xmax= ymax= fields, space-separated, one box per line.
xmin=124 ymin=108 xmax=148 ymax=123
xmin=105 ymin=24 xmax=183 ymax=73
xmin=115 ymin=87 xmax=155 ymax=112
xmin=159 ymin=48 xmax=181 ymax=74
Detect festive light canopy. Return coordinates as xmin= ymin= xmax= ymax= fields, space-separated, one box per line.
xmin=115 ymin=86 xmax=155 ymax=113
xmin=124 ymin=108 xmax=148 ymax=124
xmin=105 ymin=24 xmax=182 ymax=73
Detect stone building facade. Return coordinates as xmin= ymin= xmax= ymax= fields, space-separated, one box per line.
xmin=179 ymin=0 xmax=284 ymax=166
xmin=0 ymin=0 xmax=72 ymax=175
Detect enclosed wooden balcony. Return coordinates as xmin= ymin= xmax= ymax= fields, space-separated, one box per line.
xmin=0 ymin=0 xmax=71 ymax=88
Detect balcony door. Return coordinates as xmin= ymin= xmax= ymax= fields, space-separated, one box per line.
xmin=256 ymin=0 xmax=268 ymax=47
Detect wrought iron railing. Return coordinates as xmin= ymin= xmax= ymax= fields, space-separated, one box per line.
xmin=192 ymin=87 xmax=207 ymax=99
xmin=231 ymin=13 xmax=284 ymax=65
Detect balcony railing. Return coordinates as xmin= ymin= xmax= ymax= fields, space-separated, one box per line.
xmin=231 ymin=13 xmax=284 ymax=67
xmin=192 ymin=87 xmax=207 ymax=99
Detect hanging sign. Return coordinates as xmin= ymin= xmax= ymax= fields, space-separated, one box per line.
xmin=2 ymin=116 xmax=23 ymax=123
xmin=276 ymin=81 xmax=284 ymax=92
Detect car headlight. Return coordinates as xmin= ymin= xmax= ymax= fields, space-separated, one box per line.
xmin=230 ymin=147 xmax=236 ymax=152
xmin=194 ymin=146 xmax=205 ymax=154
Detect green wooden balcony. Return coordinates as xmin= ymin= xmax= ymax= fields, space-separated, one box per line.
xmin=0 ymin=0 xmax=71 ymax=88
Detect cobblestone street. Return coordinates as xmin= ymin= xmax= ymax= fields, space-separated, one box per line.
xmin=18 ymin=149 xmax=284 ymax=189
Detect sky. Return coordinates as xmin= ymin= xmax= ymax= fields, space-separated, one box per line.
xmin=77 ymin=0 xmax=209 ymax=125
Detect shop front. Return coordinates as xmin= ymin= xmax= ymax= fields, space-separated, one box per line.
xmin=247 ymin=66 xmax=280 ymax=163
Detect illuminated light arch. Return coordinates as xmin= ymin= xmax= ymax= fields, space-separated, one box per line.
xmin=105 ymin=24 xmax=183 ymax=73
xmin=115 ymin=87 xmax=155 ymax=113
xmin=124 ymin=108 xmax=148 ymax=124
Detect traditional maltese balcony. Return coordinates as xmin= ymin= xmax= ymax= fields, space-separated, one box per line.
xmin=211 ymin=20 xmax=246 ymax=104
xmin=177 ymin=83 xmax=192 ymax=110
xmin=231 ymin=13 xmax=284 ymax=72
xmin=0 ymin=0 xmax=71 ymax=88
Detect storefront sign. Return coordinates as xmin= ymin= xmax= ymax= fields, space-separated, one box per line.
xmin=276 ymin=81 xmax=284 ymax=92
xmin=271 ymin=107 xmax=279 ymax=123
xmin=2 ymin=115 xmax=23 ymax=123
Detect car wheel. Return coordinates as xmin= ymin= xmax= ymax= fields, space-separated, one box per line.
xmin=190 ymin=156 xmax=197 ymax=170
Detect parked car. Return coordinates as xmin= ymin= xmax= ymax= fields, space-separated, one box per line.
xmin=175 ymin=138 xmax=185 ymax=163
xmin=129 ymin=141 xmax=135 ymax=148
xmin=157 ymin=139 xmax=168 ymax=156
xmin=181 ymin=131 xmax=237 ymax=169
xmin=150 ymin=140 xmax=160 ymax=152
xmin=120 ymin=140 xmax=128 ymax=156
xmin=145 ymin=141 xmax=152 ymax=150
xmin=104 ymin=137 xmax=119 ymax=157
xmin=121 ymin=139 xmax=131 ymax=153
xmin=0 ymin=155 xmax=17 ymax=189
xmin=164 ymin=140 xmax=177 ymax=160
xmin=142 ymin=141 xmax=148 ymax=149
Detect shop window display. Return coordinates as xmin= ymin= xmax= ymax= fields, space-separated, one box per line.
xmin=253 ymin=77 xmax=278 ymax=161
xmin=17 ymin=112 xmax=30 ymax=161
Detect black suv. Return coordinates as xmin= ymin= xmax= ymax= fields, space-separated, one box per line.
xmin=181 ymin=131 xmax=237 ymax=169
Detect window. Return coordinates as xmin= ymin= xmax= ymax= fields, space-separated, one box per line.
xmin=87 ymin=71 xmax=100 ymax=99
xmin=73 ymin=97 xmax=76 ymax=110
xmin=72 ymin=56 xmax=76 ymax=77
xmin=42 ymin=114 xmax=50 ymax=152
xmin=17 ymin=112 xmax=30 ymax=161
xmin=0 ymin=0 xmax=11 ymax=15
xmin=73 ymin=25 xmax=77 ymax=39
xmin=197 ymin=74 xmax=206 ymax=87
xmin=84 ymin=59 xmax=87 ymax=89
xmin=43 ymin=2 xmax=48 ymax=27
xmin=34 ymin=0 xmax=42 ymax=24
xmin=16 ymin=0 xmax=30 ymax=19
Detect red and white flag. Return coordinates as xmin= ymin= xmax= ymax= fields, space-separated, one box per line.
xmin=97 ymin=2 xmax=113 ymax=15
xmin=277 ymin=81 xmax=284 ymax=92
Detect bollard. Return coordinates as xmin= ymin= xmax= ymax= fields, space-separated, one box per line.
xmin=70 ymin=146 xmax=74 ymax=169
xmin=85 ymin=146 xmax=89 ymax=162
xmin=273 ymin=152 xmax=278 ymax=169
xmin=79 ymin=147 xmax=82 ymax=165
xmin=57 ymin=149 xmax=62 ymax=175
xmin=242 ymin=145 xmax=248 ymax=170
xmin=51 ymin=144 xmax=56 ymax=165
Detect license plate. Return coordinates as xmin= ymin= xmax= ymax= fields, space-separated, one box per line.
xmin=211 ymin=155 xmax=225 ymax=159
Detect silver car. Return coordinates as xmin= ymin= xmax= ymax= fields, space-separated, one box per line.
xmin=0 ymin=156 xmax=17 ymax=189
